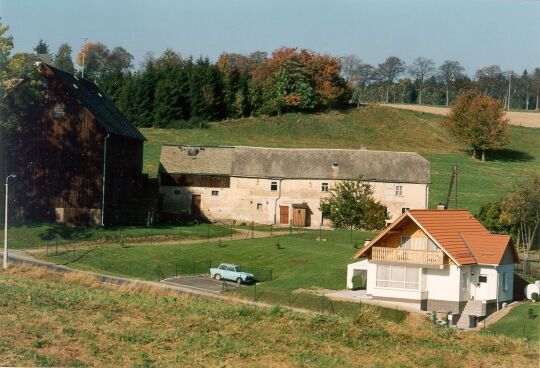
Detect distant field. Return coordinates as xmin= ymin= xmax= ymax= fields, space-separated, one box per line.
xmin=1 ymin=267 xmax=537 ymax=367
xmin=141 ymin=107 xmax=540 ymax=213
xmin=386 ymin=103 xmax=540 ymax=129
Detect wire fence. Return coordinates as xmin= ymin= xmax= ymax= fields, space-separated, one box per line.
xmin=224 ymin=286 xmax=406 ymax=322
xmin=515 ymin=260 xmax=540 ymax=281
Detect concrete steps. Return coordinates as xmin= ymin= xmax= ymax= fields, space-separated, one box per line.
xmin=457 ymin=300 xmax=485 ymax=329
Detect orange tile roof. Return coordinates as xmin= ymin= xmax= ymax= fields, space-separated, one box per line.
xmin=354 ymin=209 xmax=516 ymax=265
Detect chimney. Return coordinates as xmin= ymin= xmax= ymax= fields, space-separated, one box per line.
xmin=437 ymin=203 xmax=447 ymax=210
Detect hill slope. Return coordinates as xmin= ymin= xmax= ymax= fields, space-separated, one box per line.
xmin=1 ymin=267 xmax=537 ymax=367
xmin=141 ymin=107 xmax=540 ymax=213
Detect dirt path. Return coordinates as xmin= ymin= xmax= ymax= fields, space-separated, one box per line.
xmin=385 ymin=103 xmax=540 ymax=129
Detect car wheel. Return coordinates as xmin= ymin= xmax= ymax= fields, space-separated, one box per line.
xmin=236 ymin=277 xmax=243 ymax=285
xmin=215 ymin=274 xmax=222 ymax=281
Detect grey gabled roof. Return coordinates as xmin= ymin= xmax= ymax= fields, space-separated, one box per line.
xmin=160 ymin=145 xmax=430 ymax=184
xmin=40 ymin=63 xmax=144 ymax=141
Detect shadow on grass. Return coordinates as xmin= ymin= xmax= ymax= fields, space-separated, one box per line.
xmin=489 ymin=149 xmax=534 ymax=163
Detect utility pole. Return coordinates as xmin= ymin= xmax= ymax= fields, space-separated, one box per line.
xmin=3 ymin=174 xmax=15 ymax=270
xmin=81 ymin=37 xmax=88 ymax=78
xmin=507 ymin=72 xmax=512 ymax=110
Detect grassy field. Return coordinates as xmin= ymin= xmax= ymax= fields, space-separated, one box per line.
xmin=140 ymin=107 xmax=540 ymax=213
xmin=1 ymin=222 xmax=235 ymax=249
xmin=1 ymin=267 xmax=537 ymax=367
xmin=41 ymin=231 xmax=374 ymax=290
xmin=488 ymin=303 xmax=540 ymax=342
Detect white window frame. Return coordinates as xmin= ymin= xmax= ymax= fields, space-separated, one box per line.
xmin=376 ymin=265 xmax=419 ymax=290
xmin=395 ymin=185 xmax=403 ymax=196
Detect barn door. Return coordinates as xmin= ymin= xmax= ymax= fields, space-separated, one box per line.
xmin=279 ymin=205 xmax=289 ymax=224
xmin=293 ymin=208 xmax=306 ymax=227
xmin=191 ymin=195 xmax=201 ymax=217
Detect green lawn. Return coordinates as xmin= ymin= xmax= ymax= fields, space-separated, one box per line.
xmin=2 ymin=222 xmax=235 ymax=249
xmin=41 ymin=232 xmax=372 ymax=290
xmin=488 ymin=303 xmax=540 ymax=342
xmin=140 ymin=107 xmax=540 ymax=213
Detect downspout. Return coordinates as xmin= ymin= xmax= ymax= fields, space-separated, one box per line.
xmin=496 ymin=265 xmax=500 ymax=311
xmin=273 ymin=179 xmax=282 ymax=225
xmin=101 ymin=133 xmax=110 ymax=227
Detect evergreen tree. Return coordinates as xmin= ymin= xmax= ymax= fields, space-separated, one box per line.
xmin=33 ymin=39 xmax=51 ymax=57
xmin=53 ymin=43 xmax=75 ymax=73
xmin=189 ymin=57 xmax=224 ymax=122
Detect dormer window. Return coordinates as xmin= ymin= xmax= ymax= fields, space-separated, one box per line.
xmin=53 ymin=103 xmax=65 ymax=118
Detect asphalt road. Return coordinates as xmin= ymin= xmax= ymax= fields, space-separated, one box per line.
xmin=161 ymin=275 xmax=241 ymax=293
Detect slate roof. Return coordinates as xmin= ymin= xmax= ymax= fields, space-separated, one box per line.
xmin=39 ymin=63 xmax=144 ymax=141
xmin=354 ymin=209 xmax=517 ymax=265
xmin=159 ymin=145 xmax=430 ymax=183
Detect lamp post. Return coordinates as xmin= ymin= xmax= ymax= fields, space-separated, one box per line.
xmin=3 ymin=174 xmax=15 ymax=270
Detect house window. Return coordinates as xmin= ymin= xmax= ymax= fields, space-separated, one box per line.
xmin=321 ymin=182 xmax=329 ymax=192
xmin=173 ymin=189 xmax=181 ymax=195
xmin=479 ymin=275 xmax=488 ymax=283
xmin=461 ymin=272 xmax=469 ymax=291
xmin=53 ymin=103 xmax=65 ymax=118
xmin=376 ymin=265 xmax=419 ymax=290
xmin=502 ymin=273 xmax=508 ymax=292
xmin=428 ymin=239 xmax=438 ymax=251
xmin=400 ymin=236 xmax=412 ymax=249
xmin=257 ymin=203 xmax=262 ymax=211
xmin=395 ymin=185 xmax=403 ymax=196
xmin=401 ymin=207 xmax=410 ymax=214
xmin=270 ymin=181 xmax=278 ymax=191
xmin=211 ymin=190 xmax=219 ymax=196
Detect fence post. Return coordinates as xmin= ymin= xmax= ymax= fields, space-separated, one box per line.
xmin=319 ymin=225 xmax=322 ymax=240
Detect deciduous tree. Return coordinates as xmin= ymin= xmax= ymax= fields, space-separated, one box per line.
xmin=320 ymin=178 xmax=389 ymax=231
xmin=439 ymin=60 xmax=464 ymax=106
xmin=409 ymin=57 xmax=435 ymax=105
xmin=377 ymin=56 xmax=405 ymax=103
xmin=500 ymin=176 xmax=540 ymax=259
xmin=445 ymin=90 xmax=509 ymax=161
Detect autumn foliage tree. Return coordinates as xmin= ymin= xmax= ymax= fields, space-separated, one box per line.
xmin=320 ymin=178 xmax=389 ymax=231
xmin=445 ymin=90 xmax=509 ymax=161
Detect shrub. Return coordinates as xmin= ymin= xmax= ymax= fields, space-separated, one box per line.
xmin=531 ymin=292 xmax=539 ymax=302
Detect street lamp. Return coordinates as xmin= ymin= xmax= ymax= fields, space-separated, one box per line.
xmin=3 ymin=173 xmax=15 ymax=270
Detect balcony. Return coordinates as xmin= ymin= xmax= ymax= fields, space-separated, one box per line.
xmin=372 ymin=246 xmax=444 ymax=266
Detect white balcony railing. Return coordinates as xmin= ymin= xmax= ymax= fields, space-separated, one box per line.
xmin=372 ymin=246 xmax=444 ymax=266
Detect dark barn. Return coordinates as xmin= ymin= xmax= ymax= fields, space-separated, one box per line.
xmin=1 ymin=62 xmax=146 ymax=226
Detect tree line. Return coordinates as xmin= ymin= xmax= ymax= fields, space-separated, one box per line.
xmin=3 ymin=29 xmax=540 ymax=130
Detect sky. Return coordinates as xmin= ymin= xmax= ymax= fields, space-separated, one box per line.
xmin=1 ymin=0 xmax=539 ymax=75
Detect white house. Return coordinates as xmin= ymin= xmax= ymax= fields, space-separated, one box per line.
xmin=158 ymin=145 xmax=430 ymax=227
xmin=347 ymin=209 xmax=518 ymax=324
